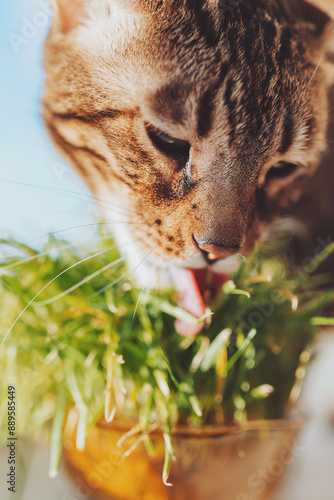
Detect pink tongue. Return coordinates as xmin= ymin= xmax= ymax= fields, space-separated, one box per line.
xmin=169 ymin=267 xmax=206 ymax=337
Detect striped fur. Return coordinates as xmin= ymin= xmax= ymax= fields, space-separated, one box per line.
xmin=43 ymin=0 xmax=334 ymax=282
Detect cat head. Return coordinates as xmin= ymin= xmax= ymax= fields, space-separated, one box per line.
xmin=43 ymin=0 xmax=334 ymax=286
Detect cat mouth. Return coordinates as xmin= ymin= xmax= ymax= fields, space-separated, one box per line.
xmin=169 ymin=266 xmax=229 ymax=336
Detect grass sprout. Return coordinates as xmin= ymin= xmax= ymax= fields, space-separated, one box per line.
xmin=0 ymin=231 xmax=333 ymax=482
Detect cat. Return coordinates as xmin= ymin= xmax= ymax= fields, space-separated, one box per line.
xmin=42 ymin=0 xmax=334 ymax=335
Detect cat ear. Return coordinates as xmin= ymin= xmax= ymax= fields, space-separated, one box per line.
xmin=285 ymin=1 xmax=332 ymax=40
xmin=300 ymin=1 xmax=334 ymax=82
xmin=304 ymin=0 xmax=334 ymax=22
xmin=301 ymin=1 xmax=333 ymax=37
xmin=51 ymin=0 xmax=88 ymax=34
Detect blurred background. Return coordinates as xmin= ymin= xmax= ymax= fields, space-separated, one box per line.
xmin=1 ymin=1 xmax=334 ymax=499
xmin=0 ymin=0 xmax=97 ymax=251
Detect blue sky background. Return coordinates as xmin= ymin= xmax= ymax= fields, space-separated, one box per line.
xmin=0 ymin=1 xmax=96 ymax=249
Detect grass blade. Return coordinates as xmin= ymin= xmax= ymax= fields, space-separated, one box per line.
xmin=49 ymin=387 xmax=67 ymax=478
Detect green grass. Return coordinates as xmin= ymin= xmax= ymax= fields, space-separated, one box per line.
xmin=0 ymin=231 xmax=333 ymax=483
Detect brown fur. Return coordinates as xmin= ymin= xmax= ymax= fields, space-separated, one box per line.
xmin=43 ymin=0 xmax=334 ymax=283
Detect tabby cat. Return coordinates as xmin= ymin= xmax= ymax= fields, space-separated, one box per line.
xmin=43 ymin=0 xmax=334 ymax=334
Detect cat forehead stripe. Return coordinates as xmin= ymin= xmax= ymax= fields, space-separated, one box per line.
xmin=279 ymin=112 xmax=295 ymax=155
xmin=47 ymin=107 xmax=136 ymax=123
xmin=197 ymin=61 xmax=229 ymax=138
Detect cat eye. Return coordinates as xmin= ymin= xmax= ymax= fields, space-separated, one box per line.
xmin=266 ymin=161 xmax=299 ymax=180
xmin=155 ymin=131 xmax=182 ymax=145
xmin=146 ymin=125 xmax=190 ymax=160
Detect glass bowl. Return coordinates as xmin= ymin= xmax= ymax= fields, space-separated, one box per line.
xmin=62 ymin=415 xmax=304 ymax=500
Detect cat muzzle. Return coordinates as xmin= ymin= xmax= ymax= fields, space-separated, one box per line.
xmin=194 ymin=239 xmax=243 ymax=262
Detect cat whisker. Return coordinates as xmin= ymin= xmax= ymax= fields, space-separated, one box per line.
xmin=25 ymin=223 xmax=109 ymax=245
xmin=35 ymin=256 xmax=127 ymax=306
xmin=0 ymin=206 xmax=99 ymax=218
xmin=1 ymin=244 xmax=129 ymax=346
xmin=0 ymin=178 xmax=138 ymax=218
xmin=94 ymin=244 xmax=159 ymax=297
xmin=144 ymin=255 xmax=168 ymax=294
xmin=2 ymin=228 xmax=149 ymax=272
xmin=2 ymin=234 xmax=115 ymax=271
xmin=154 ymin=262 xmax=169 ymax=294
xmin=130 ymin=257 xmax=170 ymax=322
xmin=131 ymin=257 xmax=171 ymax=322
xmin=0 ymin=177 xmax=97 ymax=204
xmin=305 ymin=55 xmax=323 ymax=90
xmin=93 ymin=274 xmax=125 ymax=297
xmin=25 ymin=220 xmax=146 ymax=246
xmin=132 ymin=286 xmax=147 ymax=321
xmin=114 ymin=245 xmax=159 ymax=295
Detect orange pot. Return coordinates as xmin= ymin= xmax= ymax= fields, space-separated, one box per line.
xmin=63 ymin=416 xmax=304 ymax=500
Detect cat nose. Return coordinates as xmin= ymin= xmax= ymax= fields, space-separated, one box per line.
xmin=194 ymin=237 xmax=242 ymax=262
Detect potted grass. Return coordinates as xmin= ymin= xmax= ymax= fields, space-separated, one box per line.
xmin=1 ymin=231 xmax=334 ymax=499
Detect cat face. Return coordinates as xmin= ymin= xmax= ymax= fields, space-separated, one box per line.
xmin=43 ymin=0 xmax=333 ymax=290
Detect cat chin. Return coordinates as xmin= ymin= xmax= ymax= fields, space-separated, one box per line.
xmin=207 ymin=255 xmax=242 ymax=275
xmin=101 ymin=214 xmax=242 ymax=291
xmin=110 ymin=229 xmax=241 ymax=293
xmin=109 ymin=228 xmax=241 ymax=292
